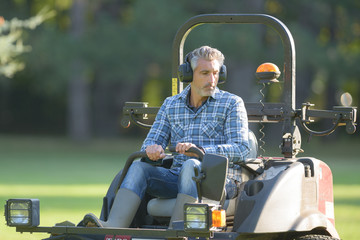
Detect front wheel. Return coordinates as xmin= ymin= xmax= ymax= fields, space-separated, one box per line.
xmin=293 ymin=234 xmax=339 ymax=240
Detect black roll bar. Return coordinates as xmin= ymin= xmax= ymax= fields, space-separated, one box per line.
xmin=171 ymin=14 xmax=295 ymax=111
xmin=171 ymin=14 xmax=297 ymax=157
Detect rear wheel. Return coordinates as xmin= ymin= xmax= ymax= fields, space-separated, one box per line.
xmin=294 ymin=234 xmax=339 ymax=240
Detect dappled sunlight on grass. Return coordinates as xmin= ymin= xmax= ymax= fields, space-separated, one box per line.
xmin=333 ymin=185 xmax=360 ymax=240
xmin=0 ymin=136 xmax=144 ymax=239
xmin=334 ymin=185 xmax=360 ymax=200
xmin=334 ymin=205 xmax=360 ymax=240
xmin=0 ymin=184 xmax=108 ymax=197
xmin=0 ymin=186 xmax=104 ymax=239
xmin=1 ymin=205 xmax=101 ymax=240
xmin=0 ymin=184 xmax=106 ymax=240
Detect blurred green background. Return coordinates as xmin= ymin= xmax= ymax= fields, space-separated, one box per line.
xmin=0 ymin=0 xmax=359 ymax=239
xmin=0 ymin=0 xmax=359 ymax=139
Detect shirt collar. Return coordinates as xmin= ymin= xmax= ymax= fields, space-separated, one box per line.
xmin=176 ymin=84 xmax=222 ymax=102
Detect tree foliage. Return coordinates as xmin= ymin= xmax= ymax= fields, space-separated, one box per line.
xmin=0 ymin=0 xmax=359 ymax=139
xmin=0 ymin=8 xmax=54 ymax=78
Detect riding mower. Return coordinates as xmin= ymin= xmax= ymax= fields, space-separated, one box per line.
xmin=4 ymin=14 xmax=357 ymax=240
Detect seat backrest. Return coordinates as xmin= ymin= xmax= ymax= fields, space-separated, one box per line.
xmin=248 ymin=130 xmax=258 ymax=159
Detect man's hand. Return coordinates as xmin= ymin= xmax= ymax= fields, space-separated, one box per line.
xmin=145 ymin=144 xmax=166 ymax=161
xmin=176 ymin=142 xmax=204 ymax=158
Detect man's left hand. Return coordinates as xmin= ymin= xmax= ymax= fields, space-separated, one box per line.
xmin=175 ymin=142 xmax=204 ymax=158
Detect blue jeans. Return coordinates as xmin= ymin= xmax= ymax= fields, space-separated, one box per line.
xmin=120 ymin=159 xmax=238 ymax=200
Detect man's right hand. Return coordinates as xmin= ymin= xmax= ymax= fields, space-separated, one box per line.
xmin=145 ymin=144 xmax=166 ymax=161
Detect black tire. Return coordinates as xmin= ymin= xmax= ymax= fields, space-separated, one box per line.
xmin=294 ymin=234 xmax=339 ymax=240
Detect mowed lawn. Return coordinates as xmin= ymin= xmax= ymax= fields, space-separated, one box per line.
xmin=0 ymin=135 xmax=359 ymax=240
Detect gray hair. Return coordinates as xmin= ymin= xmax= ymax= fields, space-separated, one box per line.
xmin=189 ymin=46 xmax=225 ymax=70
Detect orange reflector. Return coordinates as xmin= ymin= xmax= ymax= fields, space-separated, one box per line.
xmin=256 ymin=62 xmax=280 ymax=73
xmin=212 ymin=209 xmax=226 ymax=228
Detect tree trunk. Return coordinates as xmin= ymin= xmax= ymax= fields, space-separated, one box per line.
xmin=68 ymin=0 xmax=91 ymax=141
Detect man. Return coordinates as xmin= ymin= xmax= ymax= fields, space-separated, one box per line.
xmin=83 ymin=46 xmax=250 ymax=228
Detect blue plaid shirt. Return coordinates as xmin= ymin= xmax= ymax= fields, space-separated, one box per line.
xmin=141 ymin=85 xmax=250 ymax=181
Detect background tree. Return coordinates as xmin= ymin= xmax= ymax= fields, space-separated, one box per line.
xmin=68 ymin=0 xmax=90 ymax=141
xmin=0 ymin=8 xmax=53 ymax=77
xmin=0 ymin=0 xmax=358 ymax=141
xmin=0 ymin=6 xmax=53 ymax=133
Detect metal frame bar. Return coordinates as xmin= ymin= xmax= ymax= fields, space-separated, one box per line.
xmin=16 ymin=226 xmax=211 ymax=238
xmin=171 ymin=14 xmax=296 ymax=112
xmin=171 ymin=14 xmax=297 ymax=157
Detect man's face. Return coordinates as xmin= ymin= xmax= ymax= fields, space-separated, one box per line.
xmin=191 ymin=58 xmax=220 ymax=98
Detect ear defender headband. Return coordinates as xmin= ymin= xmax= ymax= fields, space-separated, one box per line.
xmin=177 ymin=52 xmax=227 ymax=84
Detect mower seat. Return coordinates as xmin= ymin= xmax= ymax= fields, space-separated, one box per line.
xmin=147 ymin=130 xmax=258 ymax=217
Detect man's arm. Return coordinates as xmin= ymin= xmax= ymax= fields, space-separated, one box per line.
xmin=141 ymin=98 xmax=171 ymax=159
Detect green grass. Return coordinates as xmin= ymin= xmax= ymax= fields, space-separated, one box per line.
xmin=334 ymin=185 xmax=360 ymax=240
xmin=0 ymin=135 xmax=143 ymax=240
xmin=0 ymin=135 xmax=359 ymax=240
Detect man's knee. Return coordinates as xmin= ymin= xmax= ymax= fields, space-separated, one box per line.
xmin=121 ymin=161 xmax=150 ymax=190
xmin=178 ymin=159 xmax=201 ymax=196
xmin=180 ymin=159 xmax=201 ymax=178
xmin=127 ymin=161 xmax=151 ymax=175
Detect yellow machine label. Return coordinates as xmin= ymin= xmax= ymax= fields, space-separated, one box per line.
xmin=172 ymin=78 xmax=177 ymax=96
